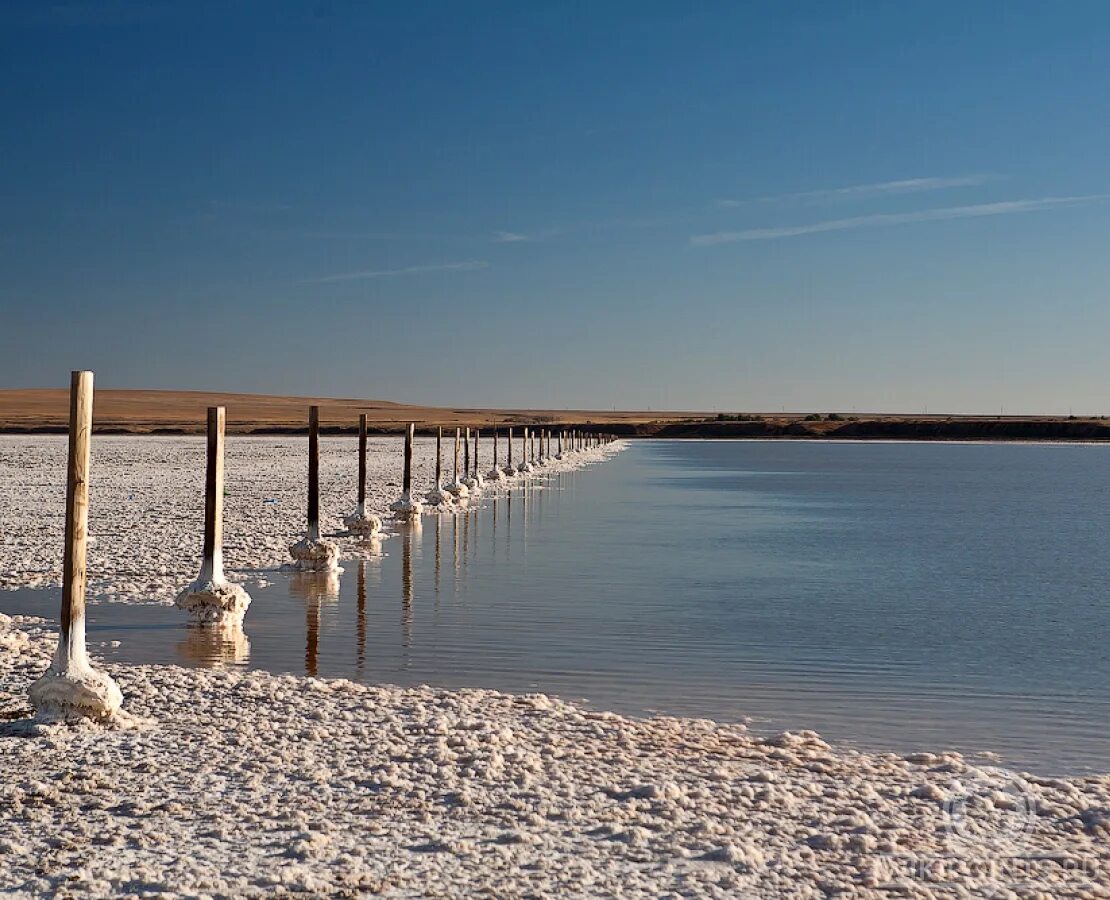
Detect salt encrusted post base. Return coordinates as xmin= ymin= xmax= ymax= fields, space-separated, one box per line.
xmin=29 ymin=662 xmax=122 ymax=723
xmin=444 ymin=480 xmax=470 ymax=500
xmin=485 ymin=467 xmax=504 ymax=482
xmin=517 ymin=461 xmax=534 ymax=474
xmin=390 ymin=494 xmax=424 ymax=521
xmin=344 ymin=509 xmax=383 ymax=536
xmin=175 ymin=579 xmax=252 ymax=627
xmin=424 ymin=485 xmax=456 ymax=509
xmin=289 ymin=536 xmax=341 ymax=571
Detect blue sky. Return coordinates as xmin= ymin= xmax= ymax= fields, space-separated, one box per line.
xmin=3 ymin=1 xmax=1110 ymax=413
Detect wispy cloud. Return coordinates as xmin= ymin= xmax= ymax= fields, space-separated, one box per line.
xmin=717 ymin=174 xmax=995 ymax=208
xmin=306 ymin=260 xmax=489 ymax=283
xmin=493 ymin=230 xmax=531 ymax=243
xmin=691 ymin=195 xmax=1108 ymax=245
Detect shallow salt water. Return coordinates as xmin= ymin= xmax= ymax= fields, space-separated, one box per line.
xmin=6 ymin=440 xmax=1110 ymax=774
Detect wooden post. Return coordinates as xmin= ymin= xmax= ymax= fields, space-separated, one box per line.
xmin=436 ymin=426 xmax=443 ymax=485
xmin=474 ymin=429 xmax=479 ymax=476
xmin=200 ymin=406 xmax=226 ymax=583
xmin=558 ymin=430 xmax=563 ymax=455
xmin=357 ymin=413 xmax=367 ymax=513
xmin=60 ymin=370 xmax=93 ymax=671
xmin=30 ymin=370 xmax=123 ymax=719
xmin=454 ymin=427 xmax=460 ymax=482
xmin=492 ymin=428 xmax=498 ymax=467
xmin=307 ymin=406 xmax=321 ymax=541
xmin=507 ymin=426 xmax=513 ymax=468
xmin=464 ymin=427 xmax=471 ymax=477
xmin=403 ymin=423 xmax=414 ymax=497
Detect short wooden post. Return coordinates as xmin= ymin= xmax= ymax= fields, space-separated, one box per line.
xmin=403 ymin=423 xmax=414 ymax=497
xmin=307 ymin=406 xmax=321 ymax=541
xmin=29 ymin=370 xmax=122 ymax=719
xmin=436 ymin=426 xmax=443 ymax=485
xmin=357 ymin=413 xmax=367 ymax=513
xmin=200 ymin=406 xmax=226 ymax=583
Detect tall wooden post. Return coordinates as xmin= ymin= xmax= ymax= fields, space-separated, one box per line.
xmin=464 ymin=427 xmax=471 ymax=477
xmin=30 ymin=370 xmax=122 ymax=719
xmin=492 ymin=428 xmax=498 ymax=467
xmin=307 ymin=406 xmax=321 ymax=541
xmin=507 ymin=426 xmax=514 ymax=468
xmin=558 ymin=430 xmax=563 ymax=455
xmin=200 ymin=406 xmax=226 ymax=583
xmin=60 ymin=370 xmax=93 ymax=670
xmin=454 ymin=427 xmax=461 ymax=482
xmin=357 ymin=413 xmax=367 ymax=513
xmin=403 ymin=423 xmax=414 ymax=497
xmin=474 ymin=429 xmax=480 ymax=475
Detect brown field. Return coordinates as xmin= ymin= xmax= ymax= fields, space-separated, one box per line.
xmin=0 ymin=388 xmax=707 ymax=434
xmin=0 ymin=388 xmax=1102 ymax=440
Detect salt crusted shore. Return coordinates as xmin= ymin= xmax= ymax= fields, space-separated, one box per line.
xmin=2 ymin=614 xmax=1108 ymax=898
xmin=0 ymin=435 xmax=604 ymax=606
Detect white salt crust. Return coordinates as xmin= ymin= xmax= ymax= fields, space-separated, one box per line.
xmin=174 ymin=581 xmax=252 ymax=627
xmin=288 ymin=537 xmax=341 ymax=572
xmin=0 ymin=436 xmax=622 ymax=606
xmin=1 ymin=612 xmax=1107 ymax=898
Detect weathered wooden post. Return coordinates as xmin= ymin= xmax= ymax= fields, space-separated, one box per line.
xmin=425 ymin=425 xmax=455 ymax=507
xmin=518 ymin=425 xmax=534 ymax=473
xmin=290 ymin=406 xmax=340 ymax=570
xmin=445 ymin=426 xmax=469 ymax=498
xmin=30 ymin=371 xmax=123 ymax=721
xmin=345 ymin=413 xmax=382 ymax=535
xmin=488 ymin=427 xmax=504 ymax=481
xmin=176 ymin=406 xmax=252 ymax=626
xmin=504 ymin=425 xmax=515 ymax=476
xmin=390 ymin=423 xmax=424 ymax=519
xmin=464 ymin=427 xmax=483 ymax=489
xmin=463 ymin=427 xmax=470 ymax=477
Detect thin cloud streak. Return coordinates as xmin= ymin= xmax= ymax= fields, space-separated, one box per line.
xmin=717 ymin=174 xmax=995 ymax=208
xmin=493 ymin=230 xmax=530 ymax=243
xmin=306 ymin=260 xmax=489 ymax=283
xmin=691 ymin=195 xmax=1109 ymax=245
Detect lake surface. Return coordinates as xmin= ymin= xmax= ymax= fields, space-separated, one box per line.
xmin=7 ymin=440 xmax=1110 ymax=774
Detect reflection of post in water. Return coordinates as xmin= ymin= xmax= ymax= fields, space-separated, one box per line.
xmin=305 ymin=593 xmax=320 ymax=677
xmin=356 ymin=560 xmax=367 ymax=679
xmin=462 ymin=503 xmax=470 ymax=573
xmin=452 ymin=509 xmax=460 ymax=586
xmin=401 ymin=523 xmax=414 ymax=649
xmin=177 ymin=621 xmax=251 ymax=669
xmin=434 ymin=513 xmax=442 ymax=602
xmin=289 ymin=570 xmax=340 ymax=678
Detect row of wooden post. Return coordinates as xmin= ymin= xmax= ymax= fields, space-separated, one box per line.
xmin=50 ymin=372 xmax=615 ymax=685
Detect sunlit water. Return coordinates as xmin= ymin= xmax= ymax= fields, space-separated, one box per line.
xmin=5 ymin=440 xmax=1110 ymax=775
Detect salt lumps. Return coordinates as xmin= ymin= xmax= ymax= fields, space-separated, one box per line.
xmin=289 ymin=537 xmax=341 ymax=571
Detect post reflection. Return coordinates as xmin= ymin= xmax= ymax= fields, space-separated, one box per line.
xmin=177 ymin=620 xmax=251 ymax=668
xmin=401 ymin=521 xmax=415 ymax=650
xmin=291 ymin=569 xmax=341 ymax=678
xmin=356 ymin=560 xmax=367 ymax=678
